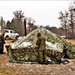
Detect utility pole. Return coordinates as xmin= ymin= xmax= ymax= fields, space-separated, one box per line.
xmin=24 ymin=19 xmax=27 ymax=36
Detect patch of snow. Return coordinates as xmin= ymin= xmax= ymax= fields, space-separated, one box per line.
xmin=10 ymin=36 xmax=26 ymax=49
xmin=11 ymin=42 xmax=32 ymax=49
xmin=11 ymin=44 xmax=15 ymax=49
xmin=17 ymin=42 xmax=32 ymax=48
xmin=46 ymin=41 xmax=63 ymax=52
xmin=47 ymin=57 xmax=52 ymax=62
xmin=46 ymin=41 xmax=58 ymax=50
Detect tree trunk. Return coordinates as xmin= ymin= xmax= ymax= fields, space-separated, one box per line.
xmin=65 ymin=29 xmax=67 ymax=38
xmin=71 ymin=28 xmax=75 ymax=39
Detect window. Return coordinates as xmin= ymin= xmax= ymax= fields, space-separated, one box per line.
xmin=4 ymin=30 xmax=9 ymax=33
xmin=12 ymin=31 xmax=16 ymax=33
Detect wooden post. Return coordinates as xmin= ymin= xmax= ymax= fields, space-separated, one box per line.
xmin=24 ymin=19 xmax=27 ymax=36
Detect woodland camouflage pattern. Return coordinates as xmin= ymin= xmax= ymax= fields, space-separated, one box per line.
xmin=6 ymin=28 xmax=75 ymax=64
xmin=36 ymin=33 xmax=47 ymax=63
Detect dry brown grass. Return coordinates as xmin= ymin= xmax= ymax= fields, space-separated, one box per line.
xmin=66 ymin=39 xmax=75 ymax=44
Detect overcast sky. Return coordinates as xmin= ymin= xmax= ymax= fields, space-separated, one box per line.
xmin=0 ymin=0 xmax=74 ymax=27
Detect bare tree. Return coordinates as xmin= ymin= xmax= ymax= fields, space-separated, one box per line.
xmin=13 ymin=10 xmax=25 ymax=36
xmin=27 ymin=17 xmax=36 ymax=32
xmin=69 ymin=4 xmax=75 ymax=38
xmin=0 ymin=17 xmax=6 ymax=31
xmin=59 ymin=2 xmax=75 ymax=39
xmin=13 ymin=10 xmax=24 ymax=20
xmin=59 ymin=11 xmax=69 ymax=38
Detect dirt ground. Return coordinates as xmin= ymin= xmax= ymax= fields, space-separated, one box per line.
xmin=0 ymin=39 xmax=75 ymax=75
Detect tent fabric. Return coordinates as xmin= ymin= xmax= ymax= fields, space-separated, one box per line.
xmin=6 ymin=27 xmax=75 ymax=64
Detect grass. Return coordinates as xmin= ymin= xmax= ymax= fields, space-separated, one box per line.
xmin=66 ymin=39 xmax=75 ymax=44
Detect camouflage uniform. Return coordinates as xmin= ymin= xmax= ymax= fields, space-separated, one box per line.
xmin=0 ymin=32 xmax=5 ymax=54
xmin=36 ymin=33 xmax=47 ymax=64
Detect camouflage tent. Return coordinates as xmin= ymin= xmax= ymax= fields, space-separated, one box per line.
xmin=6 ymin=27 xmax=75 ymax=64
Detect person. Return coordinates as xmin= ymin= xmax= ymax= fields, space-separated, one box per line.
xmin=36 ymin=33 xmax=47 ymax=64
xmin=0 ymin=31 xmax=5 ymax=54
